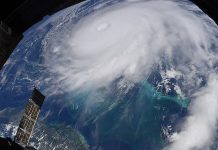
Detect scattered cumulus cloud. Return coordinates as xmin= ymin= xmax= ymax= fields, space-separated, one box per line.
xmin=27 ymin=0 xmax=218 ymax=149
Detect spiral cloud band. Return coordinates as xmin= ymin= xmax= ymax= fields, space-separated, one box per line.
xmin=40 ymin=0 xmax=218 ymax=149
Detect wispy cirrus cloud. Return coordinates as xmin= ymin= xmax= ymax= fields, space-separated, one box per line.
xmin=39 ymin=0 xmax=218 ymax=149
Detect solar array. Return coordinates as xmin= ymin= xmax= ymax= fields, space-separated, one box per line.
xmin=15 ymin=88 xmax=45 ymax=146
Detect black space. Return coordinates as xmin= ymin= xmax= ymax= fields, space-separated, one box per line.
xmin=0 ymin=0 xmax=218 ymax=35
xmin=0 ymin=0 xmax=84 ymax=34
xmin=192 ymin=0 xmax=218 ymax=25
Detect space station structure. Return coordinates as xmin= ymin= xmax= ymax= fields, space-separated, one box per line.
xmin=14 ymin=88 xmax=45 ymax=147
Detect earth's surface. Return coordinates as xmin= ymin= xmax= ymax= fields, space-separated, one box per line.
xmin=0 ymin=0 xmax=218 ymax=150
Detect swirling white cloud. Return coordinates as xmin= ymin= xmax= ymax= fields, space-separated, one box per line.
xmin=40 ymin=0 xmax=218 ymax=149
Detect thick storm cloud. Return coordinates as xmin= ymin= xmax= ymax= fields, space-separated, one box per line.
xmin=27 ymin=0 xmax=218 ymax=149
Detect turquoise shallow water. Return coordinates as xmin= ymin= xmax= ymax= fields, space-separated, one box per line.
xmin=140 ymin=80 xmax=189 ymax=108
xmin=64 ymin=80 xmax=189 ymax=149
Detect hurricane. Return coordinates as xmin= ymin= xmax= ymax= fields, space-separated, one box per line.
xmin=42 ymin=0 xmax=218 ymax=92
xmin=1 ymin=0 xmax=218 ymax=149
xmin=41 ymin=1 xmax=218 ymax=148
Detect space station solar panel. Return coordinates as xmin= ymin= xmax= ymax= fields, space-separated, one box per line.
xmin=19 ymin=116 xmax=35 ymax=133
xmin=15 ymin=128 xmax=30 ymax=146
xmin=15 ymin=88 xmax=45 ymax=146
xmin=24 ymin=100 xmax=40 ymax=119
